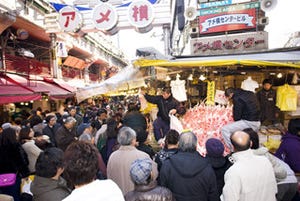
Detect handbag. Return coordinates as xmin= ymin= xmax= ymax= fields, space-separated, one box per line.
xmin=0 ymin=173 xmax=17 ymax=187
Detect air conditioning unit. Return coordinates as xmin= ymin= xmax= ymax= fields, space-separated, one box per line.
xmin=199 ymin=0 xmax=208 ymax=3
xmin=258 ymin=17 xmax=269 ymax=26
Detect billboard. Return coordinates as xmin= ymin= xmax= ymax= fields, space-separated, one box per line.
xmin=199 ymin=8 xmax=256 ymax=34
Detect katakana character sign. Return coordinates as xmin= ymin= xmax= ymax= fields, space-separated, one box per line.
xmin=128 ymin=0 xmax=154 ymax=28
xmin=58 ymin=6 xmax=83 ymax=32
xmin=92 ymin=3 xmax=118 ymax=31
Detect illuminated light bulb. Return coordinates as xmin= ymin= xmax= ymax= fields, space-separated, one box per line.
xmin=277 ymin=73 xmax=283 ymax=78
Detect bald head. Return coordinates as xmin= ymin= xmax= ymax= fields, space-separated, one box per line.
xmin=230 ymin=131 xmax=251 ymax=152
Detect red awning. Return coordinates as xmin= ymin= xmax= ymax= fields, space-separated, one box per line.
xmin=6 ymin=74 xmax=74 ymax=100
xmin=43 ymin=77 xmax=77 ymax=93
xmin=0 ymin=75 xmax=41 ymax=104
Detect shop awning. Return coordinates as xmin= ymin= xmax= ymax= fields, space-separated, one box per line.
xmin=6 ymin=74 xmax=74 ymax=100
xmin=43 ymin=77 xmax=77 ymax=93
xmin=133 ymin=48 xmax=300 ymax=69
xmin=76 ymin=65 xmax=146 ymax=102
xmin=0 ymin=75 xmax=41 ymax=104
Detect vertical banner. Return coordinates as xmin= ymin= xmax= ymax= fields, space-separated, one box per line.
xmin=206 ymin=81 xmax=215 ymax=105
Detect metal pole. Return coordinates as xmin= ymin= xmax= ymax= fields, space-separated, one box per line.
xmin=50 ymin=33 xmax=58 ymax=78
xmin=163 ymin=24 xmax=171 ymax=56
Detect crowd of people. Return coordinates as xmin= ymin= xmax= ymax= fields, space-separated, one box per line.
xmin=0 ymin=83 xmax=299 ymax=201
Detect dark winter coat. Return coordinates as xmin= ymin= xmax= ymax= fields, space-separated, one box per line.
xmin=144 ymin=94 xmax=179 ymax=123
xmin=124 ymin=180 xmax=174 ymax=201
xmin=159 ymin=151 xmax=219 ymax=201
xmin=31 ymin=176 xmax=71 ymax=201
xmin=256 ymin=88 xmax=279 ymax=123
xmin=206 ymin=156 xmax=232 ymax=197
xmin=275 ymin=132 xmax=300 ymax=172
xmin=155 ymin=148 xmax=178 ymax=171
xmin=42 ymin=123 xmax=61 ymax=147
xmin=55 ymin=125 xmax=77 ymax=151
xmin=232 ymin=88 xmax=260 ymax=121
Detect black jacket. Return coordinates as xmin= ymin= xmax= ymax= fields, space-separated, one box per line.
xmin=144 ymin=94 xmax=179 ymax=123
xmin=206 ymin=156 xmax=232 ymax=197
xmin=256 ymin=88 xmax=279 ymax=122
xmin=125 ymin=180 xmax=175 ymax=201
xmin=55 ymin=125 xmax=77 ymax=151
xmin=42 ymin=123 xmax=60 ymax=147
xmin=159 ymin=151 xmax=219 ymax=201
xmin=232 ymin=88 xmax=260 ymax=121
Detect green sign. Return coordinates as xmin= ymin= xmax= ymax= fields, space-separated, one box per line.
xmin=199 ymin=2 xmax=260 ymax=16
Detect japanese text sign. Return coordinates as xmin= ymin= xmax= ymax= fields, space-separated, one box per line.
xmin=199 ymin=9 xmax=256 ymax=34
xmin=58 ymin=6 xmax=83 ymax=32
xmin=127 ymin=0 xmax=154 ymax=28
xmin=190 ymin=31 xmax=268 ymax=55
xmin=92 ymin=3 xmax=118 ymax=31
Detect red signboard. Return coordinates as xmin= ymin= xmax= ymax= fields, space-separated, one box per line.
xmin=199 ymin=8 xmax=256 ymax=34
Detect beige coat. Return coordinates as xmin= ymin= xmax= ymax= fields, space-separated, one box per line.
xmin=107 ymin=145 xmax=158 ymax=195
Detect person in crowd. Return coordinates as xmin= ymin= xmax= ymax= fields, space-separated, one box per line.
xmin=30 ymin=147 xmax=71 ymax=201
xmin=77 ymin=123 xmax=94 ymax=143
xmin=205 ymin=138 xmax=232 ymax=197
xmin=221 ymin=130 xmax=277 ymax=201
xmin=107 ymin=126 xmax=158 ymax=195
xmin=245 ymin=128 xmax=297 ymax=201
xmin=62 ymin=141 xmax=124 ymax=201
xmin=55 ymin=116 xmax=77 ymax=152
xmin=275 ymin=118 xmax=300 ymax=173
xmin=221 ymin=87 xmax=261 ymax=151
xmin=99 ymin=118 xmax=120 ymax=165
xmin=155 ymin=129 xmax=179 ymax=172
xmin=33 ymin=131 xmax=52 ymax=150
xmin=0 ymin=127 xmax=30 ymax=201
xmin=244 ymin=128 xmax=287 ymax=181
xmin=159 ymin=131 xmax=219 ymax=201
xmin=125 ymin=158 xmax=174 ymax=201
xmin=42 ymin=115 xmax=60 ymax=147
xmin=68 ymin=106 xmax=83 ymax=136
xmin=140 ymin=87 xmax=181 ymax=142
xmin=91 ymin=108 xmax=107 ymax=130
xmin=19 ymin=126 xmax=42 ymax=174
xmin=123 ymin=111 xmax=156 ymax=159
xmin=256 ymin=79 xmax=280 ymax=126
xmin=32 ymin=115 xmax=46 ymax=135
xmin=28 ymin=110 xmax=43 ymax=128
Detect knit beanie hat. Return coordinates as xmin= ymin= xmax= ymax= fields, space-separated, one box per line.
xmin=130 ymin=158 xmax=152 ymax=185
xmin=205 ymin=138 xmax=224 ymax=157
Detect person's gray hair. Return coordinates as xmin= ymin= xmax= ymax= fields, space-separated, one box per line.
xmin=64 ymin=116 xmax=77 ymax=124
xmin=179 ymin=131 xmax=197 ymax=152
xmin=117 ymin=126 xmax=137 ymax=145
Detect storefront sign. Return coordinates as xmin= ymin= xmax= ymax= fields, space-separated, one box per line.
xmin=127 ymin=0 xmax=154 ymax=29
xmin=58 ymin=6 xmax=83 ymax=32
xmin=191 ymin=31 xmax=268 ymax=55
xmin=48 ymin=0 xmax=169 ymax=34
xmin=199 ymin=0 xmax=251 ymax=9
xmin=199 ymin=9 xmax=256 ymax=34
xmin=92 ymin=3 xmax=118 ymax=31
xmin=200 ymin=2 xmax=259 ymax=16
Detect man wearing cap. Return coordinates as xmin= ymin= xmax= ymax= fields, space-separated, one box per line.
xmin=205 ymin=138 xmax=232 ymax=196
xmin=125 ymin=158 xmax=174 ymax=201
xmin=159 ymin=131 xmax=219 ymax=201
xmin=107 ymin=127 xmax=158 ymax=195
xmin=256 ymin=79 xmax=280 ymax=125
xmin=221 ymin=87 xmax=260 ymax=151
xmin=140 ymin=87 xmax=181 ymax=142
